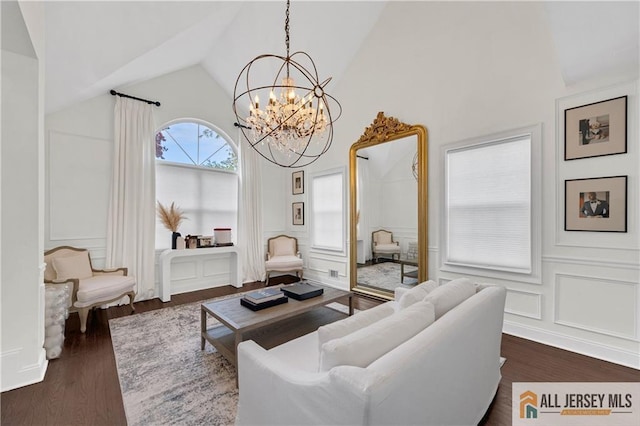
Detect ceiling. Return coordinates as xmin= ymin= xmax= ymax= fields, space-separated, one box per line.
xmin=42 ymin=1 xmax=639 ymax=114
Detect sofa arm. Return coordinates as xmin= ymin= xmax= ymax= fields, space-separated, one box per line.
xmin=237 ymin=340 xmax=369 ymax=425
xmin=394 ymin=286 xmax=409 ymax=301
xmin=92 ymin=267 xmax=127 ymax=276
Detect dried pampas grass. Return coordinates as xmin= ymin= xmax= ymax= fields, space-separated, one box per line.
xmin=156 ymin=201 xmax=187 ymax=232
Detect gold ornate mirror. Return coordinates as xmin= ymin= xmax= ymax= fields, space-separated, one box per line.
xmin=349 ymin=112 xmax=428 ymax=299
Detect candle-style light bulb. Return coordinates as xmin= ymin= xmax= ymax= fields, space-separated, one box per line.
xmin=254 ymin=95 xmax=259 ymax=109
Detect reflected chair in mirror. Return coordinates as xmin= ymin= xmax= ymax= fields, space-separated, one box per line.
xmin=372 ymin=229 xmax=401 ymax=262
xmin=265 ymin=235 xmax=303 ymax=286
xmin=44 ymin=246 xmax=136 ymax=333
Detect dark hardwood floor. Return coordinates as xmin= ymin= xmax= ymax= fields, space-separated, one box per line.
xmin=2 ymin=278 xmax=639 ymax=425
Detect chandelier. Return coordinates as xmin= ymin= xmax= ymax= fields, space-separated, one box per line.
xmin=232 ymin=0 xmax=341 ymax=168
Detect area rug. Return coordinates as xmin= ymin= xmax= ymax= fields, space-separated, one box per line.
xmin=110 ymin=295 xmax=504 ymax=425
xmin=109 ymin=295 xmax=351 ymax=426
xmin=357 ymin=261 xmax=419 ymax=291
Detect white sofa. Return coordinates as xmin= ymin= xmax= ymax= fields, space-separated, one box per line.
xmin=236 ymin=278 xmax=506 ymax=426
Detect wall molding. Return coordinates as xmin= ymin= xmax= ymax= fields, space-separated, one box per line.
xmin=543 ymin=254 xmax=639 ymax=270
xmin=505 ymin=288 xmax=542 ymax=320
xmin=554 ymin=80 xmax=639 ymax=250
xmin=504 ymin=321 xmax=639 ymax=370
xmin=0 ymin=347 xmax=48 ymax=392
xmin=554 ymin=272 xmax=638 ymax=341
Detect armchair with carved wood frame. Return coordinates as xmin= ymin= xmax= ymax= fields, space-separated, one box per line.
xmin=264 ymin=235 xmax=303 ymax=286
xmin=44 ymin=246 xmax=136 ymax=333
xmin=372 ymin=229 xmax=401 ymax=262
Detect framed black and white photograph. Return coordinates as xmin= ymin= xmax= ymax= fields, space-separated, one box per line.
xmin=292 ymin=202 xmax=304 ymax=225
xmin=565 ymin=176 xmax=627 ymax=232
xmin=564 ymin=96 xmax=627 ymax=160
xmin=292 ymin=170 xmax=304 ymax=195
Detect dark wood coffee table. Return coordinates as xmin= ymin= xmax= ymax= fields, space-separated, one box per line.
xmin=200 ymin=285 xmax=352 ymax=367
xmin=399 ymin=258 xmax=418 ymax=283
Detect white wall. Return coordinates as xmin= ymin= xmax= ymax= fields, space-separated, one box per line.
xmin=319 ymin=1 xmax=638 ymax=368
xmin=1 ymin=0 xmax=47 ymax=392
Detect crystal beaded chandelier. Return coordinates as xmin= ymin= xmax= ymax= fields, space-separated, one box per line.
xmin=232 ymin=0 xmax=341 ymax=168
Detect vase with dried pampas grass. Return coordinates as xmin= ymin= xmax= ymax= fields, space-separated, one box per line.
xmin=157 ymin=201 xmax=187 ymax=249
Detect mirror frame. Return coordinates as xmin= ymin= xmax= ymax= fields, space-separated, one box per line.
xmin=349 ymin=112 xmax=428 ymax=300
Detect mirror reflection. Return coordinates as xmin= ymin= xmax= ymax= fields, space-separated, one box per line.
xmin=355 ymin=135 xmax=419 ymax=294
xmin=349 ymin=112 xmax=428 ymax=300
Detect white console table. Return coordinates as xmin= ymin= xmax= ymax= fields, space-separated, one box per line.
xmin=159 ymin=246 xmax=241 ymax=302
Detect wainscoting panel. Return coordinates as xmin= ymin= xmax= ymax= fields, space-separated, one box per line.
xmin=203 ymin=255 xmax=232 ymax=277
xmin=48 ymin=131 xmax=111 ymax=241
xmin=555 ymin=273 xmax=638 ymax=340
xmin=505 ymin=289 xmax=542 ymax=319
xmin=307 ymin=255 xmax=348 ymax=277
xmin=169 ymin=260 xmax=198 ymax=281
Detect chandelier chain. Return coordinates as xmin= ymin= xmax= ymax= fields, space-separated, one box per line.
xmin=285 ymin=0 xmax=290 ymax=59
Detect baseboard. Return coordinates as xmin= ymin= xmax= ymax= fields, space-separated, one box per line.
xmin=1 ymin=347 xmax=48 ymax=392
xmin=503 ymin=321 xmax=640 ymax=370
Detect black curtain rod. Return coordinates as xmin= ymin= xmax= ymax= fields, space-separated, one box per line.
xmin=357 ymin=154 xmax=369 ymax=160
xmin=110 ymin=90 xmax=161 ymax=107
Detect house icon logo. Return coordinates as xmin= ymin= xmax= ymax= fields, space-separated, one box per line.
xmin=520 ymin=390 xmax=538 ymax=419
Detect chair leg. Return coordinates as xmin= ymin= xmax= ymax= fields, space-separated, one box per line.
xmin=78 ymin=308 xmax=89 ymax=333
xmin=298 ymin=270 xmax=303 ymax=281
xmin=127 ymin=292 xmax=136 ymax=312
xmin=265 ymin=272 xmax=270 ymax=286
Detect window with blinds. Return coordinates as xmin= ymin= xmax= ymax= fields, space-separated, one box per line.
xmin=444 ymin=129 xmax=538 ymax=275
xmin=310 ymin=168 xmax=346 ymax=253
xmin=155 ymin=120 xmax=238 ymax=249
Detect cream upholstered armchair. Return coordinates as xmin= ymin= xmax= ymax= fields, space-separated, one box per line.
xmin=372 ymin=229 xmax=401 ymax=262
xmin=265 ymin=235 xmax=303 ymax=286
xmin=44 ymin=246 xmax=136 ymax=333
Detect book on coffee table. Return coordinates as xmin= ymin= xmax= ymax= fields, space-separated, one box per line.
xmin=244 ymin=287 xmax=286 ymax=304
xmin=240 ymin=295 xmax=288 ymax=311
xmin=280 ymin=282 xmax=324 ymax=300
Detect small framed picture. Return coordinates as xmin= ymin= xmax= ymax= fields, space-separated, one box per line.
xmin=564 ymin=96 xmax=627 ymax=160
xmin=292 ymin=170 xmax=304 ymax=195
xmin=292 ymin=202 xmax=304 ymax=225
xmin=565 ymin=175 xmax=627 ymax=232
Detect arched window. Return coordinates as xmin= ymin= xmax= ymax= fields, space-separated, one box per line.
xmin=155 ymin=119 xmax=238 ymax=249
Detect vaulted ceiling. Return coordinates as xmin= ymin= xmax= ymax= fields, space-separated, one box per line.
xmin=43 ymin=1 xmax=639 ymax=114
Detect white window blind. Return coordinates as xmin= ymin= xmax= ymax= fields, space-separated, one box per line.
xmin=311 ymin=170 xmax=344 ymax=252
xmin=156 ymin=163 xmax=238 ymax=249
xmin=445 ymin=135 xmax=531 ymax=273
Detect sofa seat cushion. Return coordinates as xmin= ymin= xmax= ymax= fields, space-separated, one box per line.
xmin=319 ymin=300 xmax=435 ymax=372
xmin=75 ymin=275 xmax=135 ymax=307
xmin=423 ymin=277 xmax=476 ymax=319
xmin=265 ymin=255 xmax=303 ymax=270
xmin=397 ymin=280 xmax=438 ymax=309
xmin=374 ymin=243 xmax=399 ymax=253
xmin=317 ymin=302 xmax=396 ymax=350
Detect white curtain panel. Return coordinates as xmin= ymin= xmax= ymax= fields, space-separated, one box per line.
xmin=106 ymin=97 xmax=156 ymax=300
xmin=357 ymin=157 xmax=372 ymax=261
xmin=238 ymin=132 xmax=266 ymax=282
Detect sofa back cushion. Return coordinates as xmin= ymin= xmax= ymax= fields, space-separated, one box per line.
xmin=397 ymin=280 xmax=438 ymax=309
xmin=317 ymin=302 xmax=395 ymax=351
xmin=423 ymin=277 xmax=476 ymax=319
xmin=319 ymin=300 xmax=435 ymax=372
